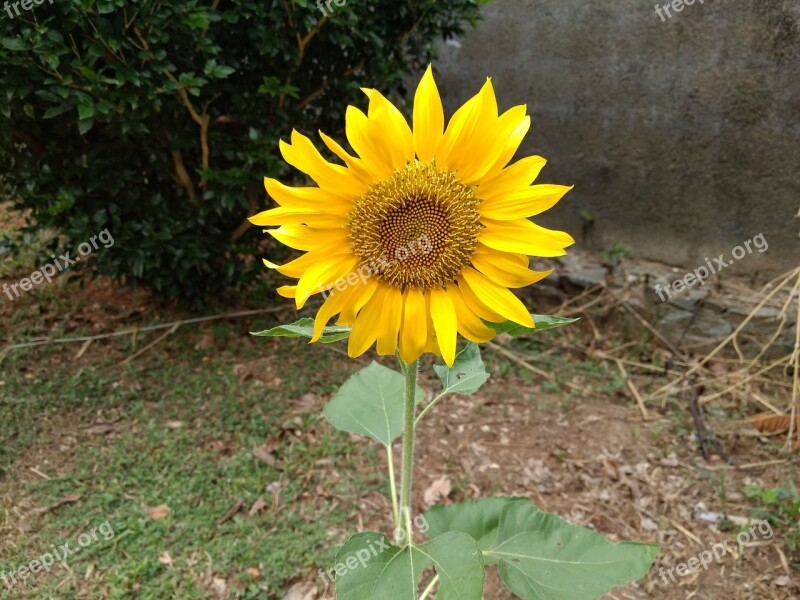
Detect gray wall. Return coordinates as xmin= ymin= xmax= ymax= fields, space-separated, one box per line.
xmin=436 ymin=0 xmax=800 ymax=275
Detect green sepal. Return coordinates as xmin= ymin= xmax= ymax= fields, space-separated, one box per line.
xmin=251 ymin=317 xmax=351 ymax=344
xmin=488 ymin=314 xmax=579 ymax=336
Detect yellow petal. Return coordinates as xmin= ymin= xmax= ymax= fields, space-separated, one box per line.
xmin=295 ymin=254 xmax=359 ymax=308
xmin=267 ymin=225 xmax=348 ymax=251
xmin=337 ymin=278 xmax=378 ymax=325
xmin=249 ymin=206 xmax=346 ymax=228
xmin=429 ymin=287 xmax=457 ymax=366
xmin=312 ymin=283 xmax=360 ymax=342
xmin=447 ymin=284 xmax=497 ymax=343
xmin=435 ymin=78 xmax=496 ymax=172
xmin=459 ymin=105 xmax=529 ymax=186
xmin=471 ymin=246 xmax=553 ymax=288
xmin=345 ymin=106 xmax=394 ymax=180
xmin=479 ymin=218 xmax=575 ymax=257
xmin=276 ymin=285 xmax=296 ymax=299
xmin=263 ymin=257 xmax=281 ymax=269
xmin=261 ymin=252 xmax=316 ymax=279
xmin=264 ymin=178 xmax=352 ymax=213
xmin=472 ymin=107 xmax=531 ymax=184
xmin=399 ymin=288 xmax=427 ymax=363
xmin=318 ymin=129 xmax=376 ymax=186
xmin=262 ymin=248 xmax=344 ymax=278
xmin=479 ymin=184 xmax=573 ymax=220
xmin=413 ymin=65 xmax=444 ymax=162
xmin=376 ymin=285 xmax=403 ymax=356
xmin=279 ymin=130 xmax=367 ymax=196
xmin=456 ymin=271 xmax=505 ymax=322
xmin=477 ymin=155 xmax=547 ymax=201
xmin=364 ymin=90 xmax=414 ymax=169
xmin=348 ymin=285 xmax=389 ymax=357
xmin=423 ymin=293 xmax=439 ymax=354
xmin=460 ymin=266 xmax=534 ymax=328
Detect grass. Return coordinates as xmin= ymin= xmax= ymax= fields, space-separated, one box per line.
xmin=0 ymin=326 xmax=382 ymax=599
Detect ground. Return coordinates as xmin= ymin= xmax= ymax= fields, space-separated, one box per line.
xmin=1 ymin=210 xmax=798 ymax=599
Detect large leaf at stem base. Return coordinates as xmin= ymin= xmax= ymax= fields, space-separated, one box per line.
xmin=324 ymin=362 xmax=424 ymax=446
xmin=425 ymin=498 xmax=659 ymax=600
xmin=424 ymin=496 xmax=521 ymax=565
xmin=334 ymin=532 xmax=484 ymax=600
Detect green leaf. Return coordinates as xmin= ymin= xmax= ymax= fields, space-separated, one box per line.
xmin=424 ymin=497 xmax=525 ymax=565
xmin=334 ymin=533 xmax=419 ymax=599
xmin=432 ymin=342 xmax=489 ymax=396
xmin=494 ymin=502 xmax=658 ymax=599
xmin=45 ymin=54 xmax=60 ymax=70
xmin=43 ymin=105 xmax=73 ymax=119
xmin=413 ymin=532 xmax=485 ymax=600
xmin=0 ymin=37 xmax=27 ymax=51
xmin=335 ymin=532 xmax=484 ymax=600
xmin=185 ymin=11 xmax=211 ymax=29
xmin=214 ymin=65 xmax=235 ymax=78
xmin=250 ymin=317 xmax=350 ymax=344
xmin=77 ymin=66 xmax=99 ymax=81
xmin=324 ymin=362 xmax=424 ymax=446
xmin=204 ymin=59 xmax=235 ymax=79
xmin=425 ymin=498 xmax=658 ymax=599
xmin=78 ymin=119 xmax=94 ymax=134
xmin=488 ymin=314 xmax=579 ymax=336
xmin=96 ymin=99 xmax=114 ymax=115
xmin=96 ymin=1 xmax=117 ymax=14
xmin=78 ymin=103 xmax=95 ymax=120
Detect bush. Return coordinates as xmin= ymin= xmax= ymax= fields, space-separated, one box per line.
xmin=0 ymin=0 xmax=485 ymax=301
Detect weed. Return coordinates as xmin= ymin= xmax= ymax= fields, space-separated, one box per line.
xmin=742 ymin=483 xmax=800 ymax=567
xmin=598 ymin=242 xmax=629 ymax=268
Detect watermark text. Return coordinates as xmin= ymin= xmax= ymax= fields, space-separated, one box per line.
xmin=654 ymin=233 xmax=768 ymax=302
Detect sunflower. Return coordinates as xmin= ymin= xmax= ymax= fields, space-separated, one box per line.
xmin=250 ymin=66 xmax=574 ymax=367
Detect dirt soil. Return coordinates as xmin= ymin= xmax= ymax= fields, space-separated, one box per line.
xmin=309 ymin=372 xmax=793 ymax=600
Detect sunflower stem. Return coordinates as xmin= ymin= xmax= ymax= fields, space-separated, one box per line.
xmin=386 ymin=445 xmax=400 ymax=531
xmin=399 ymin=357 xmax=419 ymax=546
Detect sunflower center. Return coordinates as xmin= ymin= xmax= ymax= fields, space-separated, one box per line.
xmin=347 ymin=160 xmax=481 ymax=290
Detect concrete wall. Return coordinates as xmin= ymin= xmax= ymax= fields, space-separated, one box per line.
xmin=436 ymin=0 xmax=800 ymax=275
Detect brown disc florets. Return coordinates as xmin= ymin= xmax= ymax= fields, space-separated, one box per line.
xmin=346 ymin=161 xmax=482 ymax=290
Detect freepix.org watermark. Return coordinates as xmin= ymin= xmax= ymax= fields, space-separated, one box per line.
xmin=317 ymin=512 xmax=430 ymax=586
xmin=658 ymin=520 xmax=773 ymax=585
xmin=318 ymin=234 xmax=432 ymax=299
xmin=3 ymin=0 xmax=53 ymax=20
xmin=2 ymin=228 xmax=114 ymax=302
xmin=654 ymin=233 xmax=768 ymax=302
xmin=316 ymin=0 xmax=346 ymax=16
xmin=654 ymin=0 xmax=704 ymax=22
xmin=1 ymin=521 xmax=115 ymax=592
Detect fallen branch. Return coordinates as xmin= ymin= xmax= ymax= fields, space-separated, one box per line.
xmin=2 ymin=306 xmax=291 ymax=353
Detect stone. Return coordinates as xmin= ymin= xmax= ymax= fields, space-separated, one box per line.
xmin=564 ymin=267 xmax=609 ymax=289
xmin=666 ymin=289 xmax=709 ymax=311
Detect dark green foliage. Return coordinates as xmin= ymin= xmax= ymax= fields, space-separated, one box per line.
xmin=0 ymin=0 xmax=484 ymax=300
